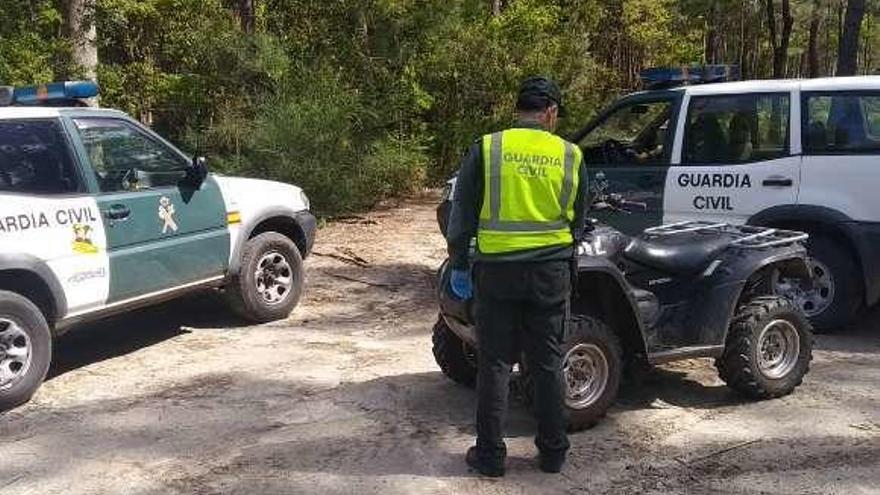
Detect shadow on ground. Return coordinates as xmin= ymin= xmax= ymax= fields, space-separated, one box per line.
xmin=3 ymin=367 xmax=878 ymax=495
xmin=296 ymin=261 xmax=438 ymax=335
xmin=48 ymin=292 xmax=245 ymax=380
xmin=615 ymin=365 xmax=747 ymax=411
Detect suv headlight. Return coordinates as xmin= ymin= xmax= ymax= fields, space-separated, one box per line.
xmin=299 ymin=190 xmax=310 ymax=210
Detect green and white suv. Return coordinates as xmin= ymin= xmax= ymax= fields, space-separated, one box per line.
xmin=573 ymin=74 xmax=880 ymax=329
xmin=0 ymin=82 xmax=316 ymax=410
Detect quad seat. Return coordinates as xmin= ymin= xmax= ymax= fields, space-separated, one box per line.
xmin=624 ymin=233 xmax=730 ymax=275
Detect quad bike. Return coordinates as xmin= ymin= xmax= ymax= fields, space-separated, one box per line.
xmin=434 ymin=180 xmax=814 ymax=431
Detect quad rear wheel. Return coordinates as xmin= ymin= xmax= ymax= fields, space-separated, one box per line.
xmin=717 ymin=296 xmax=813 ymax=399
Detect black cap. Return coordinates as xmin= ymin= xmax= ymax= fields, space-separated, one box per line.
xmin=517 ymin=76 xmax=565 ymax=116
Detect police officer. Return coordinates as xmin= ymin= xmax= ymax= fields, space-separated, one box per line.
xmin=446 ymin=77 xmax=587 ymax=477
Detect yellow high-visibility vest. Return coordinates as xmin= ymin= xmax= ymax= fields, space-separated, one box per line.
xmin=477 ymin=128 xmax=582 ymax=255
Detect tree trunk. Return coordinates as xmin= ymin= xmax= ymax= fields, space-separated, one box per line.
xmin=492 ymin=0 xmax=502 ymax=16
xmin=824 ymin=3 xmax=833 ymax=75
xmin=63 ymin=0 xmax=98 ymax=81
xmin=764 ymin=0 xmax=793 ymax=78
xmin=765 ymin=0 xmax=777 ymax=76
xmin=705 ymin=3 xmax=722 ymax=64
xmin=837 ymin=0 xmax=866 ymax=76
xmin=240 ymin=0 xmax=255 ymax=34
xmin=807 ymin=0 xmax=821 ymax=78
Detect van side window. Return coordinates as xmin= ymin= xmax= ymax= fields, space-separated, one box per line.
xmin=804 ymin=93 xmax=880 ymax=153
xmin=684 ymin=93 xmax=790 ymax=164
xmin=0 ymin=120 xmax=81 ymax=195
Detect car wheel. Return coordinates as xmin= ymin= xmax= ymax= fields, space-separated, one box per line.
xmin=775 ymin=235 xmax=862 ymax=330
xmin=431 ymin=316 xmax=477 ymax=387
xmin=0 ymin=290 xmax=52 ymax=411
xmin=225 ymin=232 xmax=305 ymax=323
xmin=717 ymin=296 xmax=813 ymax=399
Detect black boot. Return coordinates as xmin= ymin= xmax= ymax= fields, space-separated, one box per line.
xmin=466 ymin=446 xmax=505 ymax=477
xmin=538 ymin=451 xmax=566 ymax=473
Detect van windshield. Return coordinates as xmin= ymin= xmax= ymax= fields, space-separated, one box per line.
xmin=579 ymin=100 xmax=673 ymax=166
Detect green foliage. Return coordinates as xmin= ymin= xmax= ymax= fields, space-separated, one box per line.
xmin=205 ymin=67 xmax=426 ymax=214
xmin=0 ymin=0 xmax=70 ymax=84
xmin=1 ymin=0 xmax=878 ymax=215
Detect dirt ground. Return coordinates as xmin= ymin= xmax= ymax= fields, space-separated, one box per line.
xmin=1 ymin=194 xmax=879 ymax=495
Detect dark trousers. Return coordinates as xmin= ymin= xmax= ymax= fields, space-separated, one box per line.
xmin=473 ymin=260 xmax=571 ymax=463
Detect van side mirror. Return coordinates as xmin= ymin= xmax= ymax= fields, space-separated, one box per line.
xmin=188 ymin=156 xmax=209 ymax=186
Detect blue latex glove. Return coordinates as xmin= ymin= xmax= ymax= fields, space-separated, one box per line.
xmin=450 ymin=268 xmax=473 ymax=300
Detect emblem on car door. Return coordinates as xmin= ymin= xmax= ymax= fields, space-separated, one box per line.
xmin=72 ymin=224 xmax=98 ymax=254
xmin=158 ymin=196 xmax=179 ymax=234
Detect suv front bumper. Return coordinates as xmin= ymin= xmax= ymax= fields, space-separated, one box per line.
xmin=295 ymin=211 xmax=317 ymax=258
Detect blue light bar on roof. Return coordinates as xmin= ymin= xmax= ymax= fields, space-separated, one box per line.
xmin=640 ymin=65 xmax=740 ymax=90
xmin=12 ymin=81 xmax=99 ymax=105
xmin=0 ymin=86 xmax=13 ymax=106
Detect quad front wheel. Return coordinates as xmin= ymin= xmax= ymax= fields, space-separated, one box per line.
xmin=518 ymin=313 xmax=623 ymax=431
xmin=431 ymin=317 xmax=477 ymax=387
xmin=717 ymin=296 xmax=813 ymax=399
xmin=562 ymin=314 xmax=623 ymax=430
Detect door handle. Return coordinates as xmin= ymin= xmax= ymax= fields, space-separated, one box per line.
xmin=104 ymin=204 xmax=131 ymax=221
xmin=762 ymin=178 xmax=793 ymax=187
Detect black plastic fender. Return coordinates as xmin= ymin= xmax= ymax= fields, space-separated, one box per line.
xmin=436 ymin=261 xmax=476 ymax=346
xmin=698 ymin=242 xmax=811 ymax=349
xmin=749 ymin=204 xmax=879 ymax=306
xmin=575 ymin=256 xmax=651 ymax=356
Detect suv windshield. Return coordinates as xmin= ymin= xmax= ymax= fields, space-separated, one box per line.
xmin=579 ymin=100 xmax=673 ymax=166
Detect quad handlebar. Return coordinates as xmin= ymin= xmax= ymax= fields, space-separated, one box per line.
xmin=588 ymin=171 xmax=646 ymax=214
xmin=591 ymin=192 xmax=647 ymax=214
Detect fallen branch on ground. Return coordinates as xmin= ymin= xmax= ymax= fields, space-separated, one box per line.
xmin=675 ymin=439 xmax=762 ymax=466
xmin=328 ymin=273 xmax=395 ymax=289
xmin=313 ymin=251 xmax=369 ymax=267
xmin=337 ymin=247 xmax=369 ymax=265
xmin=330 ymin=215 xmax=378 ymax=225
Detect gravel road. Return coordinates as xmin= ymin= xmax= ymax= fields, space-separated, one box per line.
xmin=1 ymin=195 xmax=878 ymax=495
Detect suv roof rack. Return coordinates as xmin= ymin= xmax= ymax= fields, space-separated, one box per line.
xmin=640 ymin=65 xmax=740 ymax=90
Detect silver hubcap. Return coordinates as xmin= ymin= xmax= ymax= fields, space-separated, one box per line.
xmin=563 ymin=343 xmax=609 ymax=409
xmin=774 ymin=257 xmax=835 ymax=318
xmin=254 ymin=251 xmax=293 ymax=306
xmin=0 ymin=318 xmax=32 ymax=391
xmin=756 ymin=319 xmax=800 ymax=379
